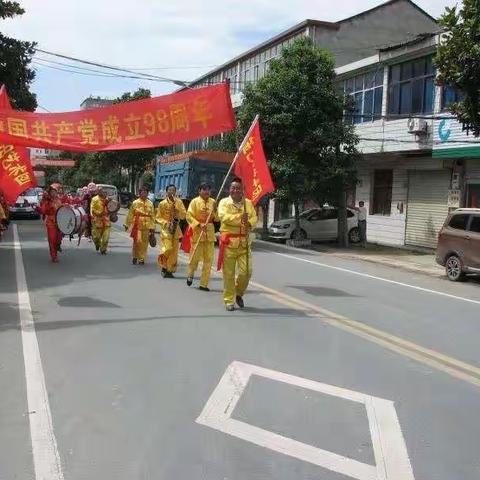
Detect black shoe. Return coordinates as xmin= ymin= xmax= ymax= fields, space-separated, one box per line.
xmin=236 ymin=296 xmax=244 ymax=309
xmin=132 ymin=258 xmax=138 ymax=265
xmin=161 ymin=268 xmax=166 ymax=277
xmin=95 ymin=245 xmax=100 ymax=252
xmin=199 ymin=286 xmax=210 ymax=292
xmin=138 ymin=260 xmax=145 ymax=265
xmin=226 ymin=304 xmax=235 ymax=312
xmin=186 ymin=277 xmax=193 ymax=286
xmin=165 ymin=271 xmax=174 ymax=278
xmin=100 ymin=250 xmax=107 ymax=255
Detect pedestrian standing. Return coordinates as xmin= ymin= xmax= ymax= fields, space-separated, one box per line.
xmin=38 ymin=186 xmax=62 ymax=262
xmin=356 ymin=201 xmax=367 ymax=247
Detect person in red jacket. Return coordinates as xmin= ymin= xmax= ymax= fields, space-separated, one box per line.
xmin=38 ymin=185 xmax=63 ymax=262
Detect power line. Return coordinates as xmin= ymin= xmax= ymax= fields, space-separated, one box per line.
xmin=36 ymin=48 xmax=191 ymax=87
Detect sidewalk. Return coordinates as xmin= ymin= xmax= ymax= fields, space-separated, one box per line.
xmin=255 ymin=239 xmax=444 ymax=278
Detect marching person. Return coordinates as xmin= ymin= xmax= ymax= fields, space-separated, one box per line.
xmin=84 ymin=183 xmax=97 ymax=240
xmin=156 ymin=184 xmax=186 ymax=278
xmin=217 ymin=178 xmax=257 ymax=311
xmin=90 ymin=187 xmax=111 ymax=254
xmin=38 ymin=185 xmax=63 ymax=262
xmin=185 ymin=183 xmax=218 ymax=291
xmin=124 ymin=186 xmax=155 ymax=265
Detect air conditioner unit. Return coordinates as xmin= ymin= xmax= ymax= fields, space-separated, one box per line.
xmin=407 ymin=117 xmax=428 ymax=135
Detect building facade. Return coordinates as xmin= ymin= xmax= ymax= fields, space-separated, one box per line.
xmin=177 ymin=0 xmax=473 ymax=247
xmin=338 ymin=31 xmax=480 ymax=249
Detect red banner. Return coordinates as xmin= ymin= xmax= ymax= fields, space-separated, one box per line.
xmin=234 ymin=118 xmax=274 ymax=206
xmin=0 ymin=86 xmax=36 ymax=203
xmin=0 ymin=83 xmax=235 ymax=152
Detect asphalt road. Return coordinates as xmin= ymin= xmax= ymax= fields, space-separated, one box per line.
xmin=1 ymin=219 xmax=480 ymax=480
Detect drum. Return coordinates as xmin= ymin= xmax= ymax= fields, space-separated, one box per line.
xmin=56 ymin=205 xmax=87 ymax=235
xmin=107 ymin=199 xmax=120 ymax=213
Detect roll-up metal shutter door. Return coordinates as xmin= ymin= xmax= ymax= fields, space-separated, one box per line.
xmin=405 ymin=170 xmax=450 ymax=248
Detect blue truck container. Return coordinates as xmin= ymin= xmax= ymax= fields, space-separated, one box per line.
xmin=154 ymin=151 xmax=234 ymax=205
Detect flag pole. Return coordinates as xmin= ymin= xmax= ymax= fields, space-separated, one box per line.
xmin=188 ymin=115 xmax=259 ymax=262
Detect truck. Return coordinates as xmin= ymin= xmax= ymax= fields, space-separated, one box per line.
xmin=153 ymin=151 xmax=235 ymax=207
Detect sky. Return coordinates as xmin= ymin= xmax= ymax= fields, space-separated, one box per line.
xmin=2 ymin=0 xmax=459 ymax=112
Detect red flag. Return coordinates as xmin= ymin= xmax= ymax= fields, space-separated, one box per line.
xmin=0 ymin=86 xmax=36 ymax=204
xmin=234 ymin=118 xmax=274 ymax=206
xmin=180 ymin=225 xmax=193 ymax=253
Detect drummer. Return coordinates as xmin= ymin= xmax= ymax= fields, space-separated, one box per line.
xmin=38 ymin=185 xmax=63 ymax=262
xmin=90 ymin=187 xmax=111 ymax=254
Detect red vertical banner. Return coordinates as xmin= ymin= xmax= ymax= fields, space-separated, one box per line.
xmin=0 ymin=86 xmax=36 ymax=203
xmin=234 ymin=118 xmax=274 ymax=206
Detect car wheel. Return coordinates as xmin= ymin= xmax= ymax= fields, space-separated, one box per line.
xmin=445 ymin=255 xmax=466 ymax=282
xmin=349 ymin=227 xmax=360 ymax=244
xmin=291 ymin=228 xmax=307 ymax=240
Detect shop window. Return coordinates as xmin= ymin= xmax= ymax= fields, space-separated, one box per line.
xmin=372 ymin=170 xmax=393 ymax=215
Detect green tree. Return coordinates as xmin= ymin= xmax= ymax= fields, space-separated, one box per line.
xmin=0 ymin=1 xmax=37 ymax=110
xmin=435 ymin=0 xmax=480 ymax=135
xmin=205 ymin=131 xmax=238 ymax=153
xmin=238 ymin=37 xmax=359 ymax=246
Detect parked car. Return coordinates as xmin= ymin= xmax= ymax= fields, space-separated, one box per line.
xmin=9 ymin=188 xmax=41 ymax=219
xmin=268 ymin=207 xmax=360 ymax=243
xmin=436 ymin=208 xmax=480 ymax=281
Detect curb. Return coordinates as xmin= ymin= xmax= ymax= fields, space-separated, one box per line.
xmin=253 ymin=239 xmax=445 ymax=278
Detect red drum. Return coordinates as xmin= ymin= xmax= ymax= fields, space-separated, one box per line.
xmin=56 ymin=205 xmax=87 ymax=235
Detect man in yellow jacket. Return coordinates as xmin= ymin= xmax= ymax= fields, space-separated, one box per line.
xmin=218 ymin=178 xmax=257 ymax=311
xmin=156 ymin=184 xmax=186 ymax=278
xmin=90 ymin=187 xmax=111 ymax=254
xmin=124 ymin=187 xmax=155 ymax=265
xmin=186 ymin=183 xmax=218 ymax=291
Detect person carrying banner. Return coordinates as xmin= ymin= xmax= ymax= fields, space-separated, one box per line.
xmin=217 ymin=178 xmax=257 ymax=311
xmin=124 ymin=187 xmax=155 ymax=265
xmin=38 ymin=185 xmax=63 ymax=262
xmin=184 ymin=183 xmax=218 ymax=291
xmin=156 ymin=184 xmax=186 ymax=278
xmin=90 ymin=187 xmax=111 ymax=254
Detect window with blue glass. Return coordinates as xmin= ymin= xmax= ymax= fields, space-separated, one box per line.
xmin=387 ymin=56 xmax=435 ymax=116
xmin=342 ymin=69 xmax=383 ymax=124
xmin=442 ymin=86 xmax=465 ymax=109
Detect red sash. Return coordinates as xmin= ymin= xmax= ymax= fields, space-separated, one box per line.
xmin=181 ymin=225 xmax=193 ymax=253
xmin=217 ymin=233 xmax=245 ymax=271
xmin=130 ymin=212 xmax=150 ymax=245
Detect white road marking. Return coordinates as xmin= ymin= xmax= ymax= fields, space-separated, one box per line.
xmin=272 ymin=251 xmax=480 ymax=306
xmin=13 ymin=225 xmax=64 ymax=480
xmin=197 ymin=361 xmax=414 ymax=480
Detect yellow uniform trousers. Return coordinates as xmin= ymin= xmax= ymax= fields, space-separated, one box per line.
xmin=158 ymin=236 xmax=179 ymax=272
xmin=92 ymin=225 xmax=110 ymax=253
xmin=222 ymin=245 xmax=252 ymax=305
xmin=188 ymin=241 xmax=214 ymax=288
xmin=133 ymin=229 xmax=150 ymax=262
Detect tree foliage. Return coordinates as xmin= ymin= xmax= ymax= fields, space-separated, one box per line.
xmin=436 ymin=0 xmax=480 ymax=135
xmin=238 ymin=37 xmax=359 ymax=244
xmin=0 ymin=0 xmax=37 ymax=111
